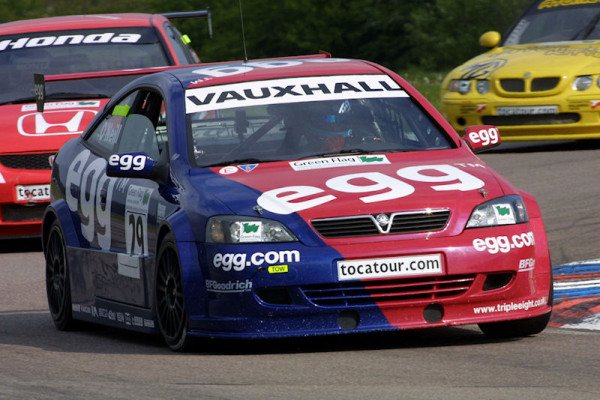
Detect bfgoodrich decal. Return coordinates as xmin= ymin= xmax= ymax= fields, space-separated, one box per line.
xmin=205 ymin=279 xmax=253 ymax=293
xmin=185 ymin=75 xmax=407 ymax=114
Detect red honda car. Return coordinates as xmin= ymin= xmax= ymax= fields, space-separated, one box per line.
xmin=0 ymin=11 xmax=210 ymax=238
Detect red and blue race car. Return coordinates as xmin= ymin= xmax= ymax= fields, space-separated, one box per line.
xmin=42 ymin=54 xmax=553 ymax=351
xmin=0 ymin=11 xmax=210 ymax=238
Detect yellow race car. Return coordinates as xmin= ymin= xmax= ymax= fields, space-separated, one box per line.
xmin=441 ymin=0 xmax=600 ymax=141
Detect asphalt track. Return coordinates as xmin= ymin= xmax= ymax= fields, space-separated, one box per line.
xmin=1 ymin=140 xmax=599 ymax=399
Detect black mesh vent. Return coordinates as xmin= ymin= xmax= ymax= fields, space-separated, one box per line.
xmin=500 ymin=79 xmax=524 ymax=92
xmin=2 ymin=204 xmax=46 ymax=222
xmin=0 ymin=153 xmax=54 ymax=170
xmin=531 ymin=77 xmax=560 ymax=92
xmin=312 ymin=210 xmax=450 ymax=239
xmin=301 ymin=274 xmax=476 ymax=306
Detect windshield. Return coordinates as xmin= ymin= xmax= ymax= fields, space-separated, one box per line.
xmin=0 ymin=27 xmax=170 ymax=104
xmin=504 ymin=3 xmax=600 ymax=45
xmin=187 ymin=75 xmax=453 ymax=168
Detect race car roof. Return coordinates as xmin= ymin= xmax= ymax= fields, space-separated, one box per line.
xmin=179 ymin=57 xmax=391 ymax=88
xmin=0 ymin=13 xmax=164 ymax=35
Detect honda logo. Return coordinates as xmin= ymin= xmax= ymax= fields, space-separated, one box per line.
xmin=17 ymin=110 xmax=97 ymax=136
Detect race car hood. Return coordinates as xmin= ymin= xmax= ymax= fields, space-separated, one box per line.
xmin=206 ymin=149 xmax=508 ymax=227
xmin=0 ymin=100 xmax=107 ymax=154
xmin=447 ymin=41 xmax=600 ymax=86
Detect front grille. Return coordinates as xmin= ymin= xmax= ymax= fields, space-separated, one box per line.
xmin=0 ymin=153 xmax=54 ymax=170
xmin=482 ymin=113 xmax=580 ymax=126
xmin=301 ymin=274 xmax=476 ymax=306
xmin=500 ymin=79 xmax=524 ymax=92
xmin=311 ymin=210 xmax=450 ymax=238
xmin=499 ymin=77 xmax=560 ymax=93
xmin=2 ymin=204 xmax=46 ymax=222
xmin=531 ymin=77 xmax=560 ymax=91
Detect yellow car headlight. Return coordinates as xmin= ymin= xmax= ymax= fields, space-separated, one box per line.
xmin=573 ymin=75 xmax=592 ymax=91
xmin=476 ymin=80 xmax=490 ymax=95
xmin=449 ymin=79 xmax=471 ymax=95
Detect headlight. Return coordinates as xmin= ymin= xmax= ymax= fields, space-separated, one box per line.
xmin=448 ymin=79 xmax=471 ymax=94
xmin=466 ymin=195 xmax=528 ymax=228
xmin=476 ymin=80 xmax=490 ymax=95
xmin=573 ymin=75 xmax=592 ymax=91
xmin=207 ymin=216 xmax=298 ymax=243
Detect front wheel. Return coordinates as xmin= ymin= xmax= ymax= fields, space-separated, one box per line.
xmin=155 ymin=233 xmax=192 ymax=351
xmin=45 ymin=220 xmax=75 ymax=331
xmin=478 ymin=311 xmax=552 ymax=338
xmin=480 ymin=274 xmax=553 ymax=339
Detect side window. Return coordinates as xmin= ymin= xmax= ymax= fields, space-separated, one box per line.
xmin=163 ymin=22 xmax=200 ymax=64
xmin=86 ymin=92 xmax=137 ymax=154
xmin=86 ymin=89 xmax=167 ymax=160
xmin=117 ymin=114 xmax=160 ymax=160
xmin=117 ymin=91 xmax=167 ymax=161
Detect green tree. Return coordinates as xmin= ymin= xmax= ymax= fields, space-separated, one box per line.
xmin=405 ymin=0 xmax=531 ymax=70
xmin=0 ymin=0 xmax=535 ymax=72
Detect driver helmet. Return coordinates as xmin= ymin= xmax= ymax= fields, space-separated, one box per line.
xmin=305 ymin=99 xmax=353 ymax=139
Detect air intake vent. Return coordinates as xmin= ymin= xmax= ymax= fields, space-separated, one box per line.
xmin=0 ymin=153 xmax=54 ymax=170
xmin=531 ymin=77 xmax=559 ymax=91
xmin=301 ymin=274 xmax=475 ymax=306
xmin=500 ymin=79 xmax=524 ymax=92
xmin=311 ymin=210 xmax=450 ymax=238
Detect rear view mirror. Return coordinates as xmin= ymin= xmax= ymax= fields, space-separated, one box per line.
xmin=463 ymin=125 xmax=501 ymax=153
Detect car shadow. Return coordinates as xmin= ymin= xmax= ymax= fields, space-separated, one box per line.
xmin=0 ymin=309 xmax=526 ymax=356
xmin=0 ymin=237 xmax=43 ymax=253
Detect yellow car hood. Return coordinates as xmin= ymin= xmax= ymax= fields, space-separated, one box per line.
xmin=448 ymin=41 xmax=600 ymax=81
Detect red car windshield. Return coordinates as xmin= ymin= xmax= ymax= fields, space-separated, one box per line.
xmin=0 ymin=27 xmax=169 ymax=104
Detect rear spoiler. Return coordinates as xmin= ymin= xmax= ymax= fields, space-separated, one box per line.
xmin=33 ymin=52 xmax=333 ymax=112
xmin=162 ymin=9 xmax=213 ymax=38
xmin=34 ymin=65 xmax=195 ymax=113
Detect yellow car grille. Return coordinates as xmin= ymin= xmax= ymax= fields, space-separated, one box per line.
xmin=499 ymin=77 xmax=560 ymax=93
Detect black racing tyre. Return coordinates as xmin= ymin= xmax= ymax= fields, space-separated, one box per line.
xmin=479 ymin=273 xmax=554 ymax=339
xmin=155 ymin=233 xmax=192 ymax=351
xmin=478 ymin=311 xmax=552 ymax=339
xmin=45 ymin=220 xmax=75 ymax=331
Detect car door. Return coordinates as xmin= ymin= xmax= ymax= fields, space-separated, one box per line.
xmin=82 ymin=88 xmax=169 ymax=308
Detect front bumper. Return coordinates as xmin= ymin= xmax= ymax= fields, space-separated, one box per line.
xmin=0 ymin=165 xmax=50 ymax=238
xmin=183 ymin=222 xmax=552 ymax=339
xmin=440 ymin=93 xmax=600 ymax=141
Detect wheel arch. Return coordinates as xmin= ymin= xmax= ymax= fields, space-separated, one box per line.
xmin=42 ymin=200 xmax=80 ymax=252
xmin=157 ymin=209 xmax=208 ymax=318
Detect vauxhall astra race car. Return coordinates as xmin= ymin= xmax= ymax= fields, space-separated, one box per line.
xmin=0 ymin=10 xmax=211 ymax=238
xmin=42 ymin=54 xmax=553 ymax=351
xmin=441 ymin=0 xmax=600 ymax=141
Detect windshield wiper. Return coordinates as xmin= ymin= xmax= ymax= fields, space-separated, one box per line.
xmin=298 ymin=148 xmax=389 ymax=159
xmin=0 ymin=96 xmax=37 ymax=105
xmin=571 ymin=10 xmax=600 ymax=40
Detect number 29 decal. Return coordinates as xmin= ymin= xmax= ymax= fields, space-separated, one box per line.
xmin=125 ymin=185 xmax=153 ymax=256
